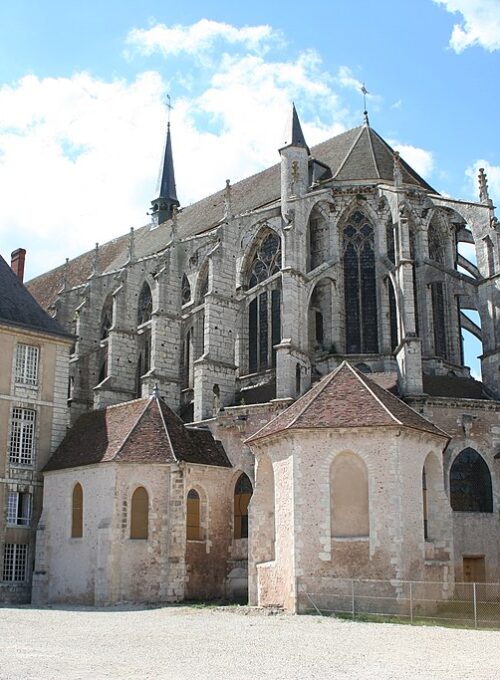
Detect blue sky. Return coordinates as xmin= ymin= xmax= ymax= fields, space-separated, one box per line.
xmin=0 ymin=0 xmax=498 ymax=373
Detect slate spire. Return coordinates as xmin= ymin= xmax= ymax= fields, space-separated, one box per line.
xmin=284 ymin=103 xmax=310 ymax=152
xmin=150 ymin=120 xmax=180 ymax=226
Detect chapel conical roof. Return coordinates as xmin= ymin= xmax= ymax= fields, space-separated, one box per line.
xmin=44 ymin=394 xmax=231 ymax=471
xmin=245 ymin=362 xmax=449 ymax=443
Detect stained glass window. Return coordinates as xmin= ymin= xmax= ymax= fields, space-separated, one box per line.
xmin=431 ymin=282 xmax=447 ymax=359
xmin=248 ymin=233 xmax=281 ymax=289
xmin=450 ymin=449 xmax=493 ymax=513
xmin=248 ymin=289 xmax=281 ymax=373
xmin=428 ymin=221 xmax=445 ymax=264
xmin=343 ymin=212 xmax=378 ymax=354
xmin=100 ymin=297 xmax=113 ymax=339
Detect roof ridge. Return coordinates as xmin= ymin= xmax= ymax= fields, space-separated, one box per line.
xmin=366 ymin=127 xmax=381 ymax=177
xmin=287 ymin=362 xmax=347 ymax=428
xmin=347 ymin=364 xmax=402 ymax=425
xmin=333 ymin=126 xmax=365 ymax=179
xmin=156 ymin=397 xmax=178 ymax=462
xmin=114 ymin=397 xmax=153 ymax=460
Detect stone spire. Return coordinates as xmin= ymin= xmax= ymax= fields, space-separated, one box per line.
xmin=150 ymin=119 xmax=180 ymax=226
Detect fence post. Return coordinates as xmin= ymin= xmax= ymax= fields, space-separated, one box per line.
xmin=409 ymin=581 xmax=413 ymax=624
xmin=473 ymin=582 xmax=478 ymax=629
xmin=351 ymin=579 xmax=355 ymax=619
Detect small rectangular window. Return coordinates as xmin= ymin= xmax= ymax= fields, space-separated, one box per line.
xmin=2 ymin=544 xmax=28 ymax=582
xmin=7 ymin=492 xmax=32 ymax=526
xmin=9 ymin=408 xmax=36 ymax=466
xmin=15 ymin=345 xmax=39 ymax=386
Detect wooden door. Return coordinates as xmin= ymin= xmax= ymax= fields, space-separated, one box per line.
xmin=463 ymin=556 xmax=486 ymax=583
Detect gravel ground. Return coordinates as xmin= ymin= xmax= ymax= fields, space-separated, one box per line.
xmin=0 ymin=605 xmax=499 ymax=680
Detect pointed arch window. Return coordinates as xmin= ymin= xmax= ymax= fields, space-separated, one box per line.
xmin=187 ymin=489 xmax=201 ymax=540
xmin=247 ymin=233 xmax=281 ymax=289
xmin=450 ymin=448 xmax=493 ymax=513
xmin=100 ymin=296 xmax=113 ymax=340
xmin=343 ymin=211 xmax=378 ymax=354
xmin=234 ymin=473 xmax=253 ymax=539
xmin=137 ymin=282 xmax=153 ymax=326
xmin=130 ymin=486 xmax=149 ymax=539
xmin=71 ymin=483 xmax=83 ymax=538
xmin=181 ymin=274 xmax=191 ymax=305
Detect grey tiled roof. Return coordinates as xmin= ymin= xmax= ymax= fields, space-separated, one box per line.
xmin=28 ymin=123 xmax=437 ymax=311
xmin=0 ymin=254 xmax=71 ymax=338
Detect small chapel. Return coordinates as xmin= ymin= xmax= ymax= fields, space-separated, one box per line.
xmin=25 ymin=104 xmax=500 ymax=612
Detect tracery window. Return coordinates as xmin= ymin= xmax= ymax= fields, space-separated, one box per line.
xmin=343 ymin=211 xmax=378 ymax=354
xmin=247 ymin=233 xmax=281 ymax=289
xmin=137 ymin=282 xmax=153 ymax=326
xmin=181 ymin=274 xmax=191 ymax=305
xmin=450 ymin=449 xmax=493 ymax=513
xmin=234 ymin=473 xmax=253 ymax=539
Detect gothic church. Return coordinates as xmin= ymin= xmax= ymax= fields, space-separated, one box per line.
xmin=26 ymin=105 xmax=500 ymax=611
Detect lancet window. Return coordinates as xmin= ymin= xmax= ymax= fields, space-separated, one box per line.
xmin=181 ymin=274 xmax=191 ymax=305
xmin=343 ymin=211 xmax=378 ymax=354
xmin=137 ymin=282 xmax=153 ymax=326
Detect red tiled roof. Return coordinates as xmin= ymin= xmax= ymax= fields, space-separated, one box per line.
xmin=44 ymin=396 xmax=231 ymax=472
xmin=246 ymin=362 xmax=449 ymax=443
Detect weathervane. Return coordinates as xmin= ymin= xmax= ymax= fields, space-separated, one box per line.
xmin=361 ymin=83 xmax=369 ymax=125
xmin=166 ymin=94 xmax=173 ymax=125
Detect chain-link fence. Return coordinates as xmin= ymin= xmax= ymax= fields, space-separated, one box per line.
xmin=298 ymin=577 xmax=500 ymax=629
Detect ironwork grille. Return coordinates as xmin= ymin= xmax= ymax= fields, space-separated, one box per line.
xmin=15 ymin=344 xmax=39 ymax=386
xmin=2 ymin=544 xmax=28 ymax=582
xmin=9 ymin=408 xmax=36 ymax=465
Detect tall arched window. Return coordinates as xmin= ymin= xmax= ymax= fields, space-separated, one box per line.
xmin=130 ymin=486 xmax=149 ymax=539
xmin=343 ymin=211 xmax=378 ymax=354
xmin=234 ymin=473 xmax=253 ymax=539
xmin=71 ymin=483 xmax=83 ymax=538
xmin=137 ymin=282 xmax=153 ymax=326
xmin=247 ymin=232 xmax=282 ymax=373
xmin=100 ymin=296 xmax=113 ymax=340
xmin=331 ymin=453 xmax=369 ymax=537
xmin=247 ymin=233 xmax=281 ymax=289
xmin=450 ymin=448 xmax=493 ymax=512
xmin=187 ymin=489 xmax=201 ymax=540
xmin=181 ymin=274 xmax=191 ymax=305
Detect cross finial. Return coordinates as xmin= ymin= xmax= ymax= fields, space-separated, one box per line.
xmin=361 ymin=83 xmax=370 ymax=125
xmin=166 ymin=94 xmax=173 ymax=126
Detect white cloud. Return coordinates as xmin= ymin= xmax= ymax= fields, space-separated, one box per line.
xmin=465 ymin=159 xmax=500 ymax=208
xmin=0 ymin=29 xmax=351 ymax=279
xmin=388 ymin=140 xmax=434 ymax=179
xmin=434 ymin=0 xmax=500 ymax=52
xmin=126 ymin=19 xmax=277 ymax=58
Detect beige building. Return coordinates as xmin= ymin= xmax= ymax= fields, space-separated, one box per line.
xmin=28 ymin=106 xmax=500 ymax=610
xmin=0 ymin=250 xmax=73 ymax=603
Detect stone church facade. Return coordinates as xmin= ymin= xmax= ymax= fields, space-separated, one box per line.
xmin=26 ymin=106 xmax=500 ymax=611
